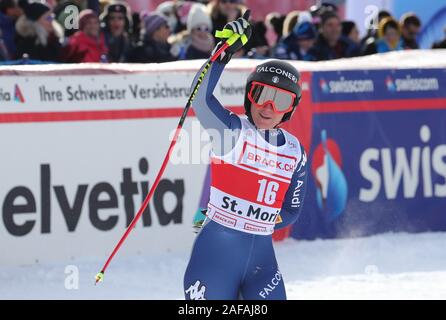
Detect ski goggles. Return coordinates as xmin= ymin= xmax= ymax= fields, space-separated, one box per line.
xmin=247 ymin=81 xmax=296 ymax=114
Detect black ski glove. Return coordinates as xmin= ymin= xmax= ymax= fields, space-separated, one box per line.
xmin=213 ymin=10 xmax=252 ymax=63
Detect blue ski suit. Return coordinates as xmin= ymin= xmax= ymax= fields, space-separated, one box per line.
xmin=184 ymin=61 xmax=307 ymax=300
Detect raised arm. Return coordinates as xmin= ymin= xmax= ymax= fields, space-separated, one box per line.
xmin=190 ymin=60 xmax=241 ymax=132
xmin=189 ymin=14 xmax=252 ymax=155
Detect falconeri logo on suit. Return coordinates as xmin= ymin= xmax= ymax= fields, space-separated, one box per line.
xmin=259 ymin=270 xmax=282 ymax=298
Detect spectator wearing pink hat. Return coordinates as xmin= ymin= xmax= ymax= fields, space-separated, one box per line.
xmin=62 ymin=9 xmax=108 ymax=63
xmin=128 ymin=12 xmax=175 ymax=63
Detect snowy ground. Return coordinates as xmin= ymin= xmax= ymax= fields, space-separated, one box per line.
xmin=1 ymin=231 xmax=446 ymax=300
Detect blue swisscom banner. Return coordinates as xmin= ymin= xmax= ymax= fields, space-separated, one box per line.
xmin=292 ymin=107 xmax=446 ymax=240
xmin=312 ymin=68 xmax=446 ymax=102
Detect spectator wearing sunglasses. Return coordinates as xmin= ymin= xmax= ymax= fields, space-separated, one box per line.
xmin=100 ymin=1 xmax=133 ymax=62
xmin=128 ymin=12 xmax=175 ymax=63
xmin=170 ymin=3 xmax=214 ymax=60
xmin=400 ymin=12 xmax=421 ymax=50
xmin=15 ymin=1 xmax=64 ymax=62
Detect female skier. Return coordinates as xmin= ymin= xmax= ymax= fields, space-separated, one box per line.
xmin=184 ymin=15 xmax=307 ymax=300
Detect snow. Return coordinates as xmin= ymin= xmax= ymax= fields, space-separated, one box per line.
xmin=1 ymin=231 xmax=446 ymax=300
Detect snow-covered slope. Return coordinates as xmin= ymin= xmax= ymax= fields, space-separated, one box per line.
xmin=1 ymin=231 xmax=445 ymax=299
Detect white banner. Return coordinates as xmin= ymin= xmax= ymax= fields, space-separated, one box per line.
xmin=0 ymin=65 xmax=250 ymax=113
xmin=0 ymin=61 xmax=252 ymax=266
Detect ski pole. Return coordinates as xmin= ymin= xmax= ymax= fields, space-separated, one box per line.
xmin=95 ymin=10 xmax=250 ymax=285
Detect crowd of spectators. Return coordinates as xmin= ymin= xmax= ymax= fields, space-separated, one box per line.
xmin=0 ymin=0 xmax=445 ymax=64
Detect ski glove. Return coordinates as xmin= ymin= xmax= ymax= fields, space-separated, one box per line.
xmin=213 ymin=10 xmax=252 ymax=63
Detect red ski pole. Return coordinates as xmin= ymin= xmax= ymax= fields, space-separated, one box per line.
xmin=95 ymin=10 xmax=250 ymax=285
xmin=94 ymin=48 xmax=226 ymax=285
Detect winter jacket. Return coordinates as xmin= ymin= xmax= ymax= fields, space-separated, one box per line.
xmin=401 ymin=36 xmax=419 ymax=50
xmin=274 ymin=33 xmax=312 ymax=61
xmin=170 ymin=32 xmax=214 ymax=60
xmin=128 ymin=36 xmax=175 ymax=63
xmin=103 ymin=31 xmax=131 ymax=62
xmin=307 ymin=34 xmax=359 ymax=61
xmin=15 ymin=15 xmax=64 ymax=62
xmin=62 ymin=31 xmax=108 ymax=62
xmin=362 ymin=37 xmax=403 ymax=55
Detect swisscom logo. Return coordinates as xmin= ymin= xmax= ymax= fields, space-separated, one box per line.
xmin=385 ymin=75 xmax=439 ymax=92
xmin=319 ymin=77 xmax=374 ymax=94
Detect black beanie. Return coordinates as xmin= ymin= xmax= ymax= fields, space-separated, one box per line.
xmin=22 ymin=1 xmax=50 ymax=22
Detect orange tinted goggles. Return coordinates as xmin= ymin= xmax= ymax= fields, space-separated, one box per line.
xmin=247 ymin=81 xmax=296 ymax=114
